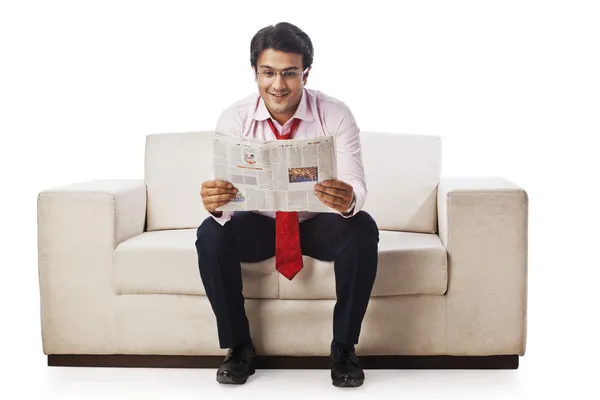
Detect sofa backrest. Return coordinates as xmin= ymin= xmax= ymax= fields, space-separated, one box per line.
xmin=145 ymin=131 xmax=441 ymax=233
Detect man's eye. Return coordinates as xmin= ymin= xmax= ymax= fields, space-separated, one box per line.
xmin=281 ymin=71 xmax=297 ymax=78
xmin=262 ymin=70 xmax=275 ymax=77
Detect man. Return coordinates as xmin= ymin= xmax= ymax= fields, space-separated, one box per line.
xmin=195 ymin=22 xmax=379 ymax=387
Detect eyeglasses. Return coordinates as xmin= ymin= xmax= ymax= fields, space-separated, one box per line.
xmin=256 ymin=67 xmax=309 ymax=81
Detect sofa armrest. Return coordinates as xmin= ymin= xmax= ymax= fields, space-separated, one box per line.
xmin=437 ymin=176 xmax=528 ymax=356
xmin=37 ymin=179 xmax=146 ymax=354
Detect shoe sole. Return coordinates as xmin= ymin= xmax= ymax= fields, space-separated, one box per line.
xmin=332 ymin=376 xmax=364 ymax=388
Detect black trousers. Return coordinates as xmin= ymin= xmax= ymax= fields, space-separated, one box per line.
xmin=195 ymin=211 xmax=379 ymax=349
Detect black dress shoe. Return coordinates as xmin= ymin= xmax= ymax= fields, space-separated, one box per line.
xmin=330 ymin=348 xmax=365 ymax=387
xmin=216 ymin=343 xmax=256 ymax=384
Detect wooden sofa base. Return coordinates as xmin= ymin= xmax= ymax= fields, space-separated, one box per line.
xmin=48 ymin=354 xmax=518 ymax=369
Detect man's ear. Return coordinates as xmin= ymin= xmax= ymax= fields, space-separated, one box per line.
xmin=303 ymin=66 xmax=312 ymax=85
xmin=252 ymin=66 xmax=257 ymax=82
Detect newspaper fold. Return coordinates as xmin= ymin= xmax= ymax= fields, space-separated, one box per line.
xmin=212 ymin=131 xmax=337 ymax=212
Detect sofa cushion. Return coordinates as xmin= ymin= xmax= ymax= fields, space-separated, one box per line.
xmin=144 ymin=131 xmax=441 ymax=234
xmin=114 ymin=228 xmax=448 ymax=299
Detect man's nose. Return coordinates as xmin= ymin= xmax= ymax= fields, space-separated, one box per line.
xmin=271 ymin=73 xmax=287 ymax=91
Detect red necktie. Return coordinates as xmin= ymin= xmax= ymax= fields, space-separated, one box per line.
xmin=267 ymin=118 xmax=303 ymax=280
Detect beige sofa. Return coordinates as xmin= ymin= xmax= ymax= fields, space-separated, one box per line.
xmin=37 ymin=131 xmax=528 ymax=369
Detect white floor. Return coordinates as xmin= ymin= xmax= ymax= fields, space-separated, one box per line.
xmin=20 ymin=364 xmax=531 ymax=399
xmin=4 ymin=337 xmax=598 ymax=399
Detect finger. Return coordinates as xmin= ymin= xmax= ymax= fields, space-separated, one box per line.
xmin=203 ymin=180 xmax=233 ymax=189
xmin=319 ymin=179 xmax=350 ymax=190
xmin=314 ymin=186 xmax=346 ymax=200
xmin=202 ymin=187 xmax=237 ymax=197
xmin=315 ymin=190 xmax=347 ymax=207
xmin=204 ymin=193 xmax=236 ymax=205
xmin=317 ymin=196 xmax=343 ymax=212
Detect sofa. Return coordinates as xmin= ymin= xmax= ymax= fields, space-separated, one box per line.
xmin=37 ymin=131 xmax=528 ymax=369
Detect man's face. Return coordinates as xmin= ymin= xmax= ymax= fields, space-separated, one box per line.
xmin=254 ymin=48 xmax=310 ymax=124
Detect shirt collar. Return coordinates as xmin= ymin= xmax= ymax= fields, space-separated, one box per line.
xmin=253 ymin=88 xmax=315 ymax=123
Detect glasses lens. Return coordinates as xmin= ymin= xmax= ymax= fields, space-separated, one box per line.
xmin=258 ymin=70 xmax=303 ymax=80
xmin=261 ymin=70 xmax=275 ymax=79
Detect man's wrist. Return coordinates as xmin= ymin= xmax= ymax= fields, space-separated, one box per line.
xmin=344 ymin=192 xmax=356 ymax=214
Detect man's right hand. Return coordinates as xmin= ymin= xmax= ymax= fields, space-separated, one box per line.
xmin=201 ymin=180 xmax=238 ymax=216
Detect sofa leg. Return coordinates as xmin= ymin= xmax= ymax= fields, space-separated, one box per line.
xmin=48 ymin=355 xmax=518 ymax=369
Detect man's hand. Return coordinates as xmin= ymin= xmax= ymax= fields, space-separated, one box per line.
xmin=201 ymin=180 xmax=238 ymax=215
xmin=314 ymin=179 xmax=354 ymax=213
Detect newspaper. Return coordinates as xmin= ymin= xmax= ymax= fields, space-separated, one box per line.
xmin=212 ymin=131 xmax=337 ymax=212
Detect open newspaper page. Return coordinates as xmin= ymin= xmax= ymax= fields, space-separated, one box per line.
xmin=212 ymin=131 xmax=337 ymax=212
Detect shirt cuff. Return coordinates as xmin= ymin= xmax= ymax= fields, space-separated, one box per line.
xmin=340 ymin=192 xmax=355 ymax=216
xmin=210 ymin=211 xmax=233 ymax=226
xmin=339 ymin=187 xmax=364 ymax=218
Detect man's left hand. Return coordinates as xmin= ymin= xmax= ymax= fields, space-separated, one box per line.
xmin=314 ymin=179 xmax=354 ymax=214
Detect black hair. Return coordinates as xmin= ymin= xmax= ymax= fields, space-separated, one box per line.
xmin=250 ymin=22 xmax=314 ymax=70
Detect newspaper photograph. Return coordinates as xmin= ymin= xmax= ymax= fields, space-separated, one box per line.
xmin=212 ymin=131 xmax=337 ymax=212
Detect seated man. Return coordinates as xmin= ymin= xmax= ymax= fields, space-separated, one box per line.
xmin=196 ymin=22 xmax=379 ymax=387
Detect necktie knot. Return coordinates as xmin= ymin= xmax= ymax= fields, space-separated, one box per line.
xmin=268 ymin=118 xmax=300 ymax=140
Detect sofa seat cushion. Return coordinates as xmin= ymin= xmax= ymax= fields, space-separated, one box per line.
xmin=114 ymin=228 xmax=448 ymax=299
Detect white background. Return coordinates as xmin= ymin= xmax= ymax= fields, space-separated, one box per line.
xmin=1 ymin=0 xmax=599 ymax=398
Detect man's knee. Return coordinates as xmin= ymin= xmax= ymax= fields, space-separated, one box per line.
xmin=341 ymin=211 xmax=379 ymax=244
xmin=196 ymin=216 xmax=226 ymax=253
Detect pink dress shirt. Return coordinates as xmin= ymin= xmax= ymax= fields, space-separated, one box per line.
xmin=212 ymin=87 xmax=367 ymax=226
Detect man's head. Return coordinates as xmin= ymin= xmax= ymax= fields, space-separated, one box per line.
xmin=250 ymin=22 xmax=314 ymax=125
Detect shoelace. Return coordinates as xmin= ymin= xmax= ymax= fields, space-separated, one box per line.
xmin=224 ymin=345 xmax=250 ymax=364
xmin=333 ymin=348 xmax=357 ymax=366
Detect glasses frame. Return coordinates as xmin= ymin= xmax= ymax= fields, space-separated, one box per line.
xmin=255 ymin=67 xmax=309 ymax=81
